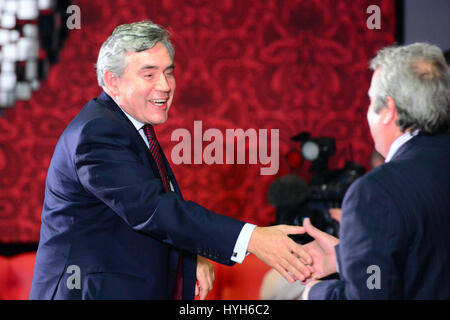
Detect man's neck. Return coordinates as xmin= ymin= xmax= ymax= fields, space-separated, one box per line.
xmin=385 ymin=130 xmax=417 ymax=162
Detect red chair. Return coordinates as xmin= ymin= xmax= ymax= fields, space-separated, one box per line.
xmin=0 ymin=252 xmax=36 ymax=300
xmin=0 ymin=251 xmax=270 ymax=300
xmin=205 ymin=254 xmax=271 ymax=300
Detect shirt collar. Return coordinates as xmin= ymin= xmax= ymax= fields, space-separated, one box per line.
xmin=385 ymin=130 xmax=418 ymax=163
xmin=111 ymin=96 xmax=145 ymax=131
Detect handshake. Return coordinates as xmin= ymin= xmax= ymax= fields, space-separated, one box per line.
xmin=247 ymin=218 xmax=340 ymax=285
xmin=196 ymin=218 xmax=340 ymax=300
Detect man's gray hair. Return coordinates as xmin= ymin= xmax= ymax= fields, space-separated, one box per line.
xmin=95 ymin=20 xmax=174 ymax=87
xmin=369 ymin=42 xmax=450 ymax=134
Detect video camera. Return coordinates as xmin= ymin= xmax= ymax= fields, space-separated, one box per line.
xmin=268 ymin=132 xmax=366 ymax=244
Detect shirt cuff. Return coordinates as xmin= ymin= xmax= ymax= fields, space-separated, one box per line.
xmin=230 ymin=223 xmax=257 ymax=263
xmin=302 ymin=285 xmax=312 ymax=300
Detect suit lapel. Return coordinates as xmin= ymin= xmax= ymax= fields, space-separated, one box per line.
xmin=95 ymin=92 xmax=161 ymax=179
xmin=160 ymin=148 xmax=183 ymax=198
xmin=96 ymin=92 xmax=183 ymax=197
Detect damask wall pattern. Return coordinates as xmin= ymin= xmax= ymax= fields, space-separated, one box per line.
xmin=0 ymin=0 xmax=395 ymax=243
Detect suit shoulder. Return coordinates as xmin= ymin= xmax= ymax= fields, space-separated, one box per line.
xmin=347 ymin=165 xmax=387 ymax=191
xmin=67 ymin=98 xmax=120 ymax=129
xmin=52 ymin=97 xmax=136 ymax=161
xmin=342 ymin=165 xmax=395 ymax=207
xmin=63 ymin=98 xmax=130 ymax=141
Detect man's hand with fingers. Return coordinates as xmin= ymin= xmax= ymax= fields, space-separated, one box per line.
xmin=195 ymin=255 xmax=215 ymax=300
xmin=329 ymin=208 xmax=342 ymax=224
xmin=301 ymin=218 xmax=340 ymax=280
xmin=247 ymin=225 xmax=312 ymax=283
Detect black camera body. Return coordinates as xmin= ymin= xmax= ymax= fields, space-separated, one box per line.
xmin=269 ymin=132 xmax=366 ymax=244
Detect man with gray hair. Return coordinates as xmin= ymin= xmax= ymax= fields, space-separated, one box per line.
xmin=301 ymin=42 xmax=450 ymax=299
xmin=30 ymin=20 xmax=313 ymax=300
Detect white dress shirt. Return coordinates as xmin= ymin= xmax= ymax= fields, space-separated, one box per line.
xmin=112 ymin=98 xmax=255 ymax=263
xmin=384 ymin=130 xmax=418 ymax=163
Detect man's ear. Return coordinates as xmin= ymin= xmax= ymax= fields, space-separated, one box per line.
xmin=382 ymin=96 xmax=398 ymax=125
xmin=103 ymin=70 xmax=120 ymax=97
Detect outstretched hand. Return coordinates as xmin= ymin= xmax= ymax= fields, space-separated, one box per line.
xmin=247 ymin=225 xmax=312 ymax=283
xmin=329 ymin=208 xmax=342 ymax=224
xmin=301 ymin=218 xmax=339 ymax=281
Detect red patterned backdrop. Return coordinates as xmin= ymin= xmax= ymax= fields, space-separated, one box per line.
xmin=0 ymin=0 xmax=395 ymax=243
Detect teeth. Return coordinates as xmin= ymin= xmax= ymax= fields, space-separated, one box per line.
xmin=151 ymin=99 xmax=167 ymax=105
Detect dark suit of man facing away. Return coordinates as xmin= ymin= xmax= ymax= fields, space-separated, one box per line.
xmin=302 ymin=43 xmax=450 ymax=299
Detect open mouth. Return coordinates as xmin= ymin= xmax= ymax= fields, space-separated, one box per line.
xmin=150 ymin=99 xmax=168 ymax=106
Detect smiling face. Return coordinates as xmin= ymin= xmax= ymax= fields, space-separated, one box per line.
xmin=112 ymin=42 xmax=176 ymax=125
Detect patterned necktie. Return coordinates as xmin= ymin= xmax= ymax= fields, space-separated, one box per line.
xmin=143 ymin=124 xmax=170 ymax=192
xmin=142 ymin=124 xmax=183 ymax=300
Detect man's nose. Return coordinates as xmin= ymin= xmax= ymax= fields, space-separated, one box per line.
xmin=155 ymin=73 xmax=171 ymax=92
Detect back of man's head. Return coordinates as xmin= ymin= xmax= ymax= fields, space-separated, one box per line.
xmin=369 ymin=43 xmax=450 ymax=134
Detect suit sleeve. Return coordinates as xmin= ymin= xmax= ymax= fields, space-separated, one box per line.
xmin=74 ymin=117 xmax=245 ymax=266
xmin=309 ymin=176 xmax=408 ymax=299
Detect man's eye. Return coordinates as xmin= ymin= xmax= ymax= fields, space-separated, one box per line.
xmin=144 ymin=74 xmax=154 ymax=78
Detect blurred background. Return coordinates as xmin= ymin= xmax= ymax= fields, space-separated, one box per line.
xmin=0 ymin=0 xmax=448 ymax=299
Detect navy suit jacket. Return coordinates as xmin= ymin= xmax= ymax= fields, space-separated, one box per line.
xmin=30 ymin=92 xmax=245 ymax=299
xmin=310 ymin=133 xmax=450 ymax=299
